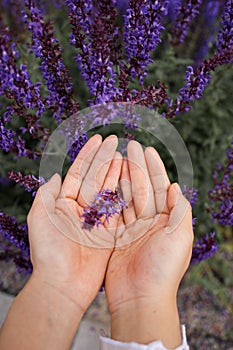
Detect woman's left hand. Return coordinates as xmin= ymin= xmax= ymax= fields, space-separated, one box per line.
xmin=28 ymin=134 xmax=122 ymax=312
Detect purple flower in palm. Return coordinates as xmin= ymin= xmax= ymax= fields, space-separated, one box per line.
xmin=82 ymin=188 xmax=127 ymax=230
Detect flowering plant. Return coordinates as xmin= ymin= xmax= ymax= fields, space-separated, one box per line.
xmin=0 ymin=0 xmax=232 ymax=307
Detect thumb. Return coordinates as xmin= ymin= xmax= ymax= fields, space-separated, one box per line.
xmin=34 ymin=173 xmax=62 ymax=213
xmin=166 ymin=183 xmax=193 ymax=235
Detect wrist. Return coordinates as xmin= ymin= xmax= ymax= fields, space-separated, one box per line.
xmin=110 ymin=295 xmax=181 ymax=348
xmin=30 ymin=270 xmax=88 ymax=315
xmin=0 ymin=274 xmax=84 ymax=350
xmin=28 ymin=273 xmax=85 ymax=324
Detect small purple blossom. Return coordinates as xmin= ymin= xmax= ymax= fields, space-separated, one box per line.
xmin=23 ymin=0 xmax=79 ymax=122
xmin=81 ymin=188 xmax=127 ymax=231
xmin=208 ymin=139 xmax=233 ymax=226
xmin=171 ymin=0 xmax=203 ymax=45
xmin=66 ymin=0 xmax=120 ymax=104
xmin=68 ymin=133 xmax=88 ymax=162
xmin=0 ymin=212 xmax=30 ymax=259
xmin=0 ymin=120 xmax=30 ymax=158
xmin=165 ymin=0 xmax=233 ymax=118
xmin=123 ymin=0 xmax=168 ymax=83
xmin=182 ymin=185 xmax=198 ymax=207
xmin=193 ymin=0 xmax=221 ymax=65
xmin=8 ymin=171 xmax=46 ymax=196
xmin=0 ymin=27 xmax=45 ymax=117
xmin=191 ymin=231 xmax=218 ymax=264
xmin=217 ymin=0 xmax=233 ymax=56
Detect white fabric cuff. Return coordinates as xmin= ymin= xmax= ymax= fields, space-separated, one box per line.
xmin=99 ymin=324 xmax=189 ymax=350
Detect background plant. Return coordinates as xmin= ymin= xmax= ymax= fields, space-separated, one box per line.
xmin=0 ymin=0 xmax=232 ymax=317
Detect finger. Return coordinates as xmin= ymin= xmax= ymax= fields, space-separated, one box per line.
xmin=103 ymin=152 xmax=123 ymax=230
xmin=120 ymin=158 xmax=136 ymax=225
xmin=62 ymin=134 xmax=102 ymax=200
xmin=145 ymin=147 xmax=170 ymax=214
xmin=29 ymin=174 xmax=61 ymax=218
xmin=103 ymin=151 xmax=122 ymax=191
xmin=166 ymin=183 xmax=193 ymax=238
xmin=78 ymin=135 xmax=118 ymax=207
xmin=127 ymin=140 xmax=156 ymax=218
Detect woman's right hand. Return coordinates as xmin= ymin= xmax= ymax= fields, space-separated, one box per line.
xmin=104 ymin=141 xmax=194 ymax=346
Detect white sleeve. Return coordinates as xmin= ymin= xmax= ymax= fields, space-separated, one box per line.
xmin=99 ymin=325 xmax=189 ymax=350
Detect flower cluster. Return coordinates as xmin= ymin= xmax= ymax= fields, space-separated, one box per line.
xmin=171 ymin=0 xmax=203 ymax=45
xmin=8 ymin=171 xmax=46 ymax=196
xmin=194 ymin=0 xmax=221 ymax=65
xmin=0 ymin=212 xmax=32 ymax=274
xmin=217 ymin=0 xmax=233 ymax=56
xmin=68 ymin=133 xmax=88 ymax=162
xmin=66 ymin=0 xmax=120 ymax=104
xmin=182 ymin=185 xmax=198 ymax=228
xmin=123 ymin=0 xmax=168 ymax=83
xmin=0 ymin=23 xmax=45 ymax=142
xmin=182 ymin=185 xmax=198 ymax=207
xmin=81 ymin=188 xmax=127 ymax=230
xmin=165 ymin=0 xmax=233 ymax=118
xmin=0 ymin=120 xmax=28 ymax=157
xmin=191 ymin=231 xmax=218 ymax=264
xmin=208 ymin=139 xmax=233 ymax=226
xmin=23 ymin=0 xmax=79 ymax=123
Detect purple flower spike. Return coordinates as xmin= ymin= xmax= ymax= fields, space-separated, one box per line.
xmin=0 ymin=212 xmax=30 ymax=259
xmin=0 ymin=211 xmax=32 ymax=274
xmin=171 ymin=0 xmax=203 ymax=45
xmin=81 ymin=188 xmax=127 ymax=231
xmin=23 ymin=0 xmax=79 ymax=122
xmin=66 ymin=0 xmax=120 ymax=104
xmin=123 ymin=0 xmax=168 ymax=83
xmin=8 ymin=171 xmax=46 ymax=196
xmin=208 ymin=138 xmax=233 ymax=226
xmin=191 ymin=231 xmax=218 ymax=264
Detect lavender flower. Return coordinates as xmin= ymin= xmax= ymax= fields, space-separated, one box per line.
xmin=0 ymin=120 xmax=29 ymax=157
xmin=194 ymin=0 xmax=221 ymax=65
xmin=23 ymin=0 xmax=79 ymax=122
xmin=123 ymin=0 xmax=168 ymax=83
xmin=82 ymin=188 xmax=127 ymax=230
xmin=191 ymin=231 xmax=218 ymax=263
xmin=66 ymin=0 xmax=120 ymax=104
xmin=8 ymin=171 xmax=46 ymax=196
xmin=68 ymin=133 xmax=88 ymax=162
xmin=165 ymin=0 xmax=233 ymax=118
xmin=182 ymin=185 xmax=198 ymax=228
xmin=171 ymin=0 xmax=203 ymax=45
xmin=0 ymin=212 xmax=30 ymax=259
xmin=0 ymin=210 xmax=32 ymax=275
xmin=182 ymin=185 xmax=198 ymax=207
xmin=0 ymin=26 xmax=45 ymax=117
xmin=208 ymin=139 xmax=233 ymax=226
xmin=0 ymin=21 xmax=49 ymax=150
xmin=217 ymin=0 xmax=233 ymax=56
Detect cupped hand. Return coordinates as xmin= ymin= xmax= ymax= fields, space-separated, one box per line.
xmin=27 ymin=134 xmax=122 ymax=312
xmin=105 ymin=141 xmax=194 ymax=314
